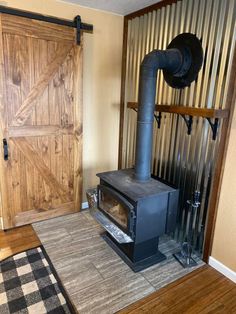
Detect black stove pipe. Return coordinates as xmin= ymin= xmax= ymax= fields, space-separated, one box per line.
xmin=134 ymin=33 xmax=203 ymax=181
xmin=134 ymin=49 xmax=183 ymax=181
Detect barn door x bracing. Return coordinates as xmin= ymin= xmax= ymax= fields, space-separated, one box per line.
xmin=0 ymin=13 xmax=82 ymax=229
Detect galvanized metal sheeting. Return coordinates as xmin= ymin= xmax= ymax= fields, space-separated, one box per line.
xmin=122 ymin=0 xmax=236 ymax=255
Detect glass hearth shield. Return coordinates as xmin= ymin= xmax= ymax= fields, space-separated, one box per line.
xmin=97 ymin=184 xmax=135 ymax=236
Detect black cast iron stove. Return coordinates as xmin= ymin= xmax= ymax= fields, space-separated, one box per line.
xmin=94 ymin=33 xmax=203 ymax=272
xmin=97 ymin=168 xmax=179 ymax=271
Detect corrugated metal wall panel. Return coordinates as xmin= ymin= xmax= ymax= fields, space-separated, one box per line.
xmin=122 ymin=0 xmax=236 ymax=254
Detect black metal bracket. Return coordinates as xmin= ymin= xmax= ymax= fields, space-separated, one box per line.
xmin=75 ymin=16 xmax=81 ymax=45
xmin=0 ymin=6 xmax=93 ymax=46
xmin=181 ymin=115 xmax=193 ymax=135
xmin=154 ymin=112 xmax=162 ymax=128
xmin=74 ymin=15 xmax=93 ymax=45
xmin=206 ymin=118 xmax=219 ymax=140
xmin=131 ymin=107 xmax=220 ymax=140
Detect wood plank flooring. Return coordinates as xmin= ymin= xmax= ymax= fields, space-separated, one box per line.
xmin=119 ymin=265 xmax=236 ymax=314
xmin=0 ymin=225 xmax=41 ymax=261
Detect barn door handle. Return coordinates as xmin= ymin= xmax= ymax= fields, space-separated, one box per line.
xmin=3 ymin=139 xmax=8 ymax=160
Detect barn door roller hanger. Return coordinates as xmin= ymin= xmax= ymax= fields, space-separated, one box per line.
xmin=0 ymin=5 xmax=93 ymax=45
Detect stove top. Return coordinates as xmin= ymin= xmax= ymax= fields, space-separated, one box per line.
xmin=97 ymin=168 xmax=175 ymax=202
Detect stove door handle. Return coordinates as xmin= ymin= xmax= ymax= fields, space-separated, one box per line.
xmin=98 ymin=184 xmax=134 ymax=211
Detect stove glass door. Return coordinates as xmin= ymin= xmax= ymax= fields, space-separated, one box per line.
xmin=98 ymin=185 xmax=134 ymax=232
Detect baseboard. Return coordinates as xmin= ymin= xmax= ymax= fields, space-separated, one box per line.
xmin=81 ymin=202 xmax=89 ymax=210
xmin=209 ymin=256 xmax=236 ymax=283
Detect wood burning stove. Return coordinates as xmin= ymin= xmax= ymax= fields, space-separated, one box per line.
xmin=96 ymin=169 xmax=179 ymax=272
xmin=93 ymin=33 xmax=203 ymax=272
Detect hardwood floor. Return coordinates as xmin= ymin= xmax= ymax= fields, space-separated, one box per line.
xmin=119 ymin=265 xmax=236 ymax=314
xmin=0 ymin=225 xmax=41 ymax=261
xmin=1 ymin=223 xmax=235 ymax=314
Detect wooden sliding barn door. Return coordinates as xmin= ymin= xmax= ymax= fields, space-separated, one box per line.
xmin=0 ymin=14 xmax=82 ymax=229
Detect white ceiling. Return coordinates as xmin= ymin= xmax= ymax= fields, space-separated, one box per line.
xmin=59 ymin=0 xmax=161 ymax=16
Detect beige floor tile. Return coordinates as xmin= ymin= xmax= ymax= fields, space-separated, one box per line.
xmin=33 ymin=211 xmax=204 ymax=314
xmin=71 ymin=271 xmax=155 ymax=314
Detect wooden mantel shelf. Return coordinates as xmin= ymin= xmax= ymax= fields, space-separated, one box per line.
xmin=127 ymin=102 xmax=229 ymax=119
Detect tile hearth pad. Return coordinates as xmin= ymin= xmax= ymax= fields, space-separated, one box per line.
xmin=33 ymin=211 xmax=204 ymax=314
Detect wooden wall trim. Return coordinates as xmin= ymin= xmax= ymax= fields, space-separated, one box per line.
xmin=203 ymin=46 xmax=236 ymax=262
xmin=125 ymin=0 xmax=179 ymax=20
xmin=118 ymin=17 xmax=129 ymax=169
xmin=73 ymin=44 xmax=83 ymax=211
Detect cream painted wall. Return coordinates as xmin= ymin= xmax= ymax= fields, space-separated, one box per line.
xmin=1 ymin=2 xmax=236 ymax=269
xmin=2 ymin=0 xmax=124 ymax=200
xmin=211 ymin=102 xmax=236 ymax=272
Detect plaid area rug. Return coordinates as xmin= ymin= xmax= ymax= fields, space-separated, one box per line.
xmin=0 ymin=247 xmax=75 ymax=314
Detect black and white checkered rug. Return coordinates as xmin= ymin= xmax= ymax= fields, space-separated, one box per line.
xmin=0 ymin=246 xmax=75 ymax=314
